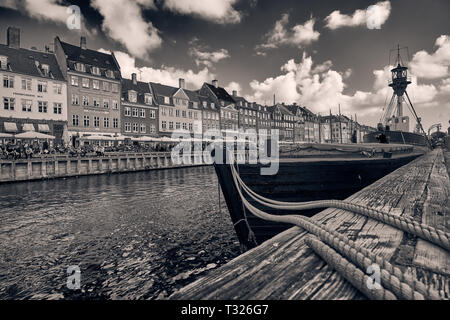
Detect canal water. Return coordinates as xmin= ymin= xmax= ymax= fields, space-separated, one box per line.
xmin=0 ymin=166 xmax=240 ymax=300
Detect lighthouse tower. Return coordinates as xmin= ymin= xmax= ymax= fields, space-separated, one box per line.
xmin=386 ymin=45 xmax=411 ymax=132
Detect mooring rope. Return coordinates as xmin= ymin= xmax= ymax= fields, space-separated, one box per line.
xmin=229 ymin=161 xmax=444 ymax=300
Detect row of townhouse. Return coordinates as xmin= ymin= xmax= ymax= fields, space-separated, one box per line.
xmin=0 ymin=27 xmax=376 ymax=146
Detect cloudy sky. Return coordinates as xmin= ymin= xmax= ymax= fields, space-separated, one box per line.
xmin=0 ymin=0 xmax=449 ymax=130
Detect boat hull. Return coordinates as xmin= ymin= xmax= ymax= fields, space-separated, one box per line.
xmin=214 ymin=150 xmax=425 ymax=251
xmin=363 ymin=130 xmax=428 ymax=146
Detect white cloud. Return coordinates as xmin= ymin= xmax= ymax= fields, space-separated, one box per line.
xmin=163 ymin=0 xmax=241 ymax=24
xmin=255 ymin=14 xmax=319 ymax=54
xmin=325 ymin=1 xmax=391 ymax=30
xmin=91 ymin=0 xmax=162 ymax=59
xmin=0 ymin=0 xmax=90 ymax=32
xmin=225 ymin=81 xmax=242 ymax=95
xmin=188 ymin=38 xmax=230 ymax=68
xmin=103 ymin=50 xmax=215 ymax=89
xmin=410 ymin=35 xmax=450 ymax=79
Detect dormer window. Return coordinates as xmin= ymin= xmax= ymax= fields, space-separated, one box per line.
xmin=164 ymin=96 xmax=170 ymax=104
xmin=41 ymin=64 xmax=49 ymax=76
xmin=192 ymin=102 xmax=198 ymax=108
xmin=202 ymin=101 xmax=207 ymax=108
xmin=91 ymin=66 xmax=100 ymax=76
xmin=106 ymin=70 xmax=114 ymax=78
xmin=144 ymin=94 xmax=152 ymax=105
xmin=128 ymin=90 xmax=137 ymax=103
xmin=75 ymin=63 xmax=85 ymax=72
xmin=211 ymin=103 xmax=215 ymax=109
xmin=0 ymin=55 xmax=7 ymax=70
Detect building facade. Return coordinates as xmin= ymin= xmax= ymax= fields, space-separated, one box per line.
xmin=121 ymin=73 xmax=158 ymax=138
xmin=232 ymin=91 xmax=257 ymax=133
xmin=0 ymin=27 xmax=68 ymax=145
xmin=151 ymin=79 xmax=201 ymax=137
xmin=198 ymin=93 xmax=220 ymax=135
xmin=54 ymin=36 xmax=122 ymax=146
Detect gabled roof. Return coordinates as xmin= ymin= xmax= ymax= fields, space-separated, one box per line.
xmin=204 ymin=83 xmax=235 ymax=104
xmin=197 ymin=94 xmax=218 ymax=111
xmin=0 ymin=44 xmax=64 ymax=81
xmin=121 ymin=79 xmax=152 ymax=104
xmin=150 ymin=82 xmax=200 ymax=107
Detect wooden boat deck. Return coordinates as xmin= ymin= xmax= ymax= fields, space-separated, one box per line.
xmin=170 ymin=148 xmax=449 ymax=299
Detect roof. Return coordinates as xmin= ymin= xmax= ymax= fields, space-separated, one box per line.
xmin=198 ymin=94 xmax=219 ymax=111
xmin=0 ymin=44 xmax=65 ymax=81
xmin=204 ymin=83 xmax=235 ymax=104
xmin=121 ymin=78 xmax=152 ymax=104
xmin=150 ymin=82 xmax=200 ymax=107
xmin=58 ymin=39 xmax=121 ymax=79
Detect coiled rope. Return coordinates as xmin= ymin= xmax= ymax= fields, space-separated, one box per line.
xmin=229 ymin=161 xmax=445 ymax=300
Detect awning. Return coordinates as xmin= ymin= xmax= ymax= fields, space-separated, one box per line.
xmin=0 ymin=132 xmax=13 ymax=138
xmin=22 ymin=123 xmax=35 ymax=132
xmin=38 ymin=124 xmax=50 ymax=132
xmin=4 ymin=122 xmax=18 ymax=132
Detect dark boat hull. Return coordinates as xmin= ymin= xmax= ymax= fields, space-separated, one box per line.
xmin=214 ymin=151 xmax=425 ymax=251
xmin=363 ymin=130 xmax=428 ymax=146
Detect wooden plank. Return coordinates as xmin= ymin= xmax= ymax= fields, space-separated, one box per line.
xmin=170 ymin=149 xmax=449 ymax=300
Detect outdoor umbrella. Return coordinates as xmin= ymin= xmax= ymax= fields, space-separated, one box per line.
xmin=14 ymin=131 xmax=55 ymax=139
xmin=0 ymin=132 xmax=13 ymax=138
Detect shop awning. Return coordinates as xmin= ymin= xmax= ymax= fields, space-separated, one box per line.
xmin=15 ymin=131 xmax=55 ymax=139
xmin=38 ymin=124 xmax=50 ymax=132
xmin=0 ymin=132 xmax=13 ymax=138
xmin=22 ymin=123 xmax=35 ymax=132
xmin=4 ymin=122 xmax=18 ymax=132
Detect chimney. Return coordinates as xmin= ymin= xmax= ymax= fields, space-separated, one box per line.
xmin=232 ymin=90 xmax=237 ymax=97
xmin=179 ymin=78 xmax=185 ymax=89
xmin=132 ymin=73 xmax=137 ymax=85
xmin=80 ymin=36 xmax=86 ymax=50
xmin=212 ymin=79 xmax=218 ymax=88
xmin=7 ymin=27 xmax=20 ymax=49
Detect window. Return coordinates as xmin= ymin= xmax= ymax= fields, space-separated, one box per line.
xmin=112 ymin=100 xmax=118 ymax=109
xmin=71 ymin=76 xmax=78 ymax=86
xmin=103 ymin=99 xmax=109 ymax=109
xmin=93 ymin=116 xmax=100 ymax=127
xmin=125 ymin=122 xmax=131 ymax=132
xmin=132 ymin=108 xmax=138 ymax=117
xmin=149 ymin=124 xmax=156 ymax=133
xmin=176 ymin=110 xmax=180 ymax=117
xmin=132 ymin=123 xmax=138 ymax=133
xmin=72 ymin=115 xmax=79 ymax=126
xmin=113 ymin=118 xmax=118 ymax=128
xmin=194 ymin=112 xmax=198 ymax=119
xmin=189 ymin=123 xmax=192 ymax=131
xmin=128 ymin=90 xmax=137 ymax=103
xmin=106 ymin=70 xmax=114 ymax=78
xmin=111 ymin=83 xmax=119 ymax=93
xmin=103 ymin=117 xmax=109 ymax=128
xmin=176 ymin=122 xmax=180 ymax=129
xmin=70 ymin=94 xmax=78 ymax=105
xmin=21 ymin=99 xmax=32 ymax=112
xmin=140 ymin=109 xmax=145 ymax=118
xmin=161 ymin=107 xmax=166 ymax=116
xmin=93 ymin=80 xmax=99 ymax=90
xmin=149 ymin=110 xmax=156 ymax=119
xmin=0 ymin=55 xmax=7 ymax=70
xmin=93 ymin=98 xmax=100 ymax=107
xmin=53 ymin=103 xmax=62 ymax=114
xmin=53 ymin=83 xmax=62 ymax=94
xmin=21 ymin=78 xmax=32 ymax=90
xmin=75 ymin=63 xmax=85 ymax=72
xmin=145 ymin=94 xmax=152 ymax=105
xmin=124 ymin=107 xmax=131 ymax=116
xmin=38 ymin=101 xmax=47 ymax=113
xmin=82 ymin=96 xmax=89 ymax=106
xmin=161 ymin=121 xmax=167 ymax=129
xmin=169 ymin=108 xmax=173 ymax=116
xmin=3 ymin=97 xmax=15 ymax=110
xmin=182 ymin=123 xmax=187 ymax=130
xmin=91 ymin=66 xmax=100 ymax=76
xmin=164 ymin=96 xmax=170 ymax=104
xmin=37 ymin=81 xmax=48 ymax=93
xmin=84 ymin=116 xmax=90 ymax=127
xmin=169 ymin=122 xmax=173 ymax=130
xmin=188 ymin=111 xmax=192 ymax=119
xmin=192 ymin=102 xmax=198 ymax=108
xmin=182 ymin=110 xmax=186 ymax=118
xmin=41 ymin=64 xmax=49 ymax=76
xmin=82 ymin=78 xmax=89 ymax=88
xmin=103 ymin=81 xmax=109 ymax=91
xmin=3 ymin=75 xmax=14 ymax=88
xmin=140 ymin=124 xmax=146 ymax=133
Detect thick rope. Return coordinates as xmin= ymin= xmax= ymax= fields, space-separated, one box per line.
xmin=229 ymin=162 xmax=442 ymax=300
xmin=305 ymin=235 xmax=397 ymax=300
xmin=231 ymin=163 xmax=449 ymax=252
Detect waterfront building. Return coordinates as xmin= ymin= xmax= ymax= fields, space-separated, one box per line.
xmin=198 ymin=93 xmax=220 ymax=135
xmin=121 ymin=73 xmax=158 ymax=138
xmin=54 ymin=36 xmax=122 ymax=146
xmin=199 ymin=80 xmax=238 ymax=136
xmin=232 ymin=91 xmax=257 ymax=132
xmin=256 ymin=104 xmax=272 ymax=136
xmin=267 ymin=104 xmax=295 ymax=142
xmin=286 ymin=104 xmax=306 ymax=143
xmin=0 ymin=27 xmax=68 ymax=145
xmin=150 ymin=78 xmax=201 ymax=137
